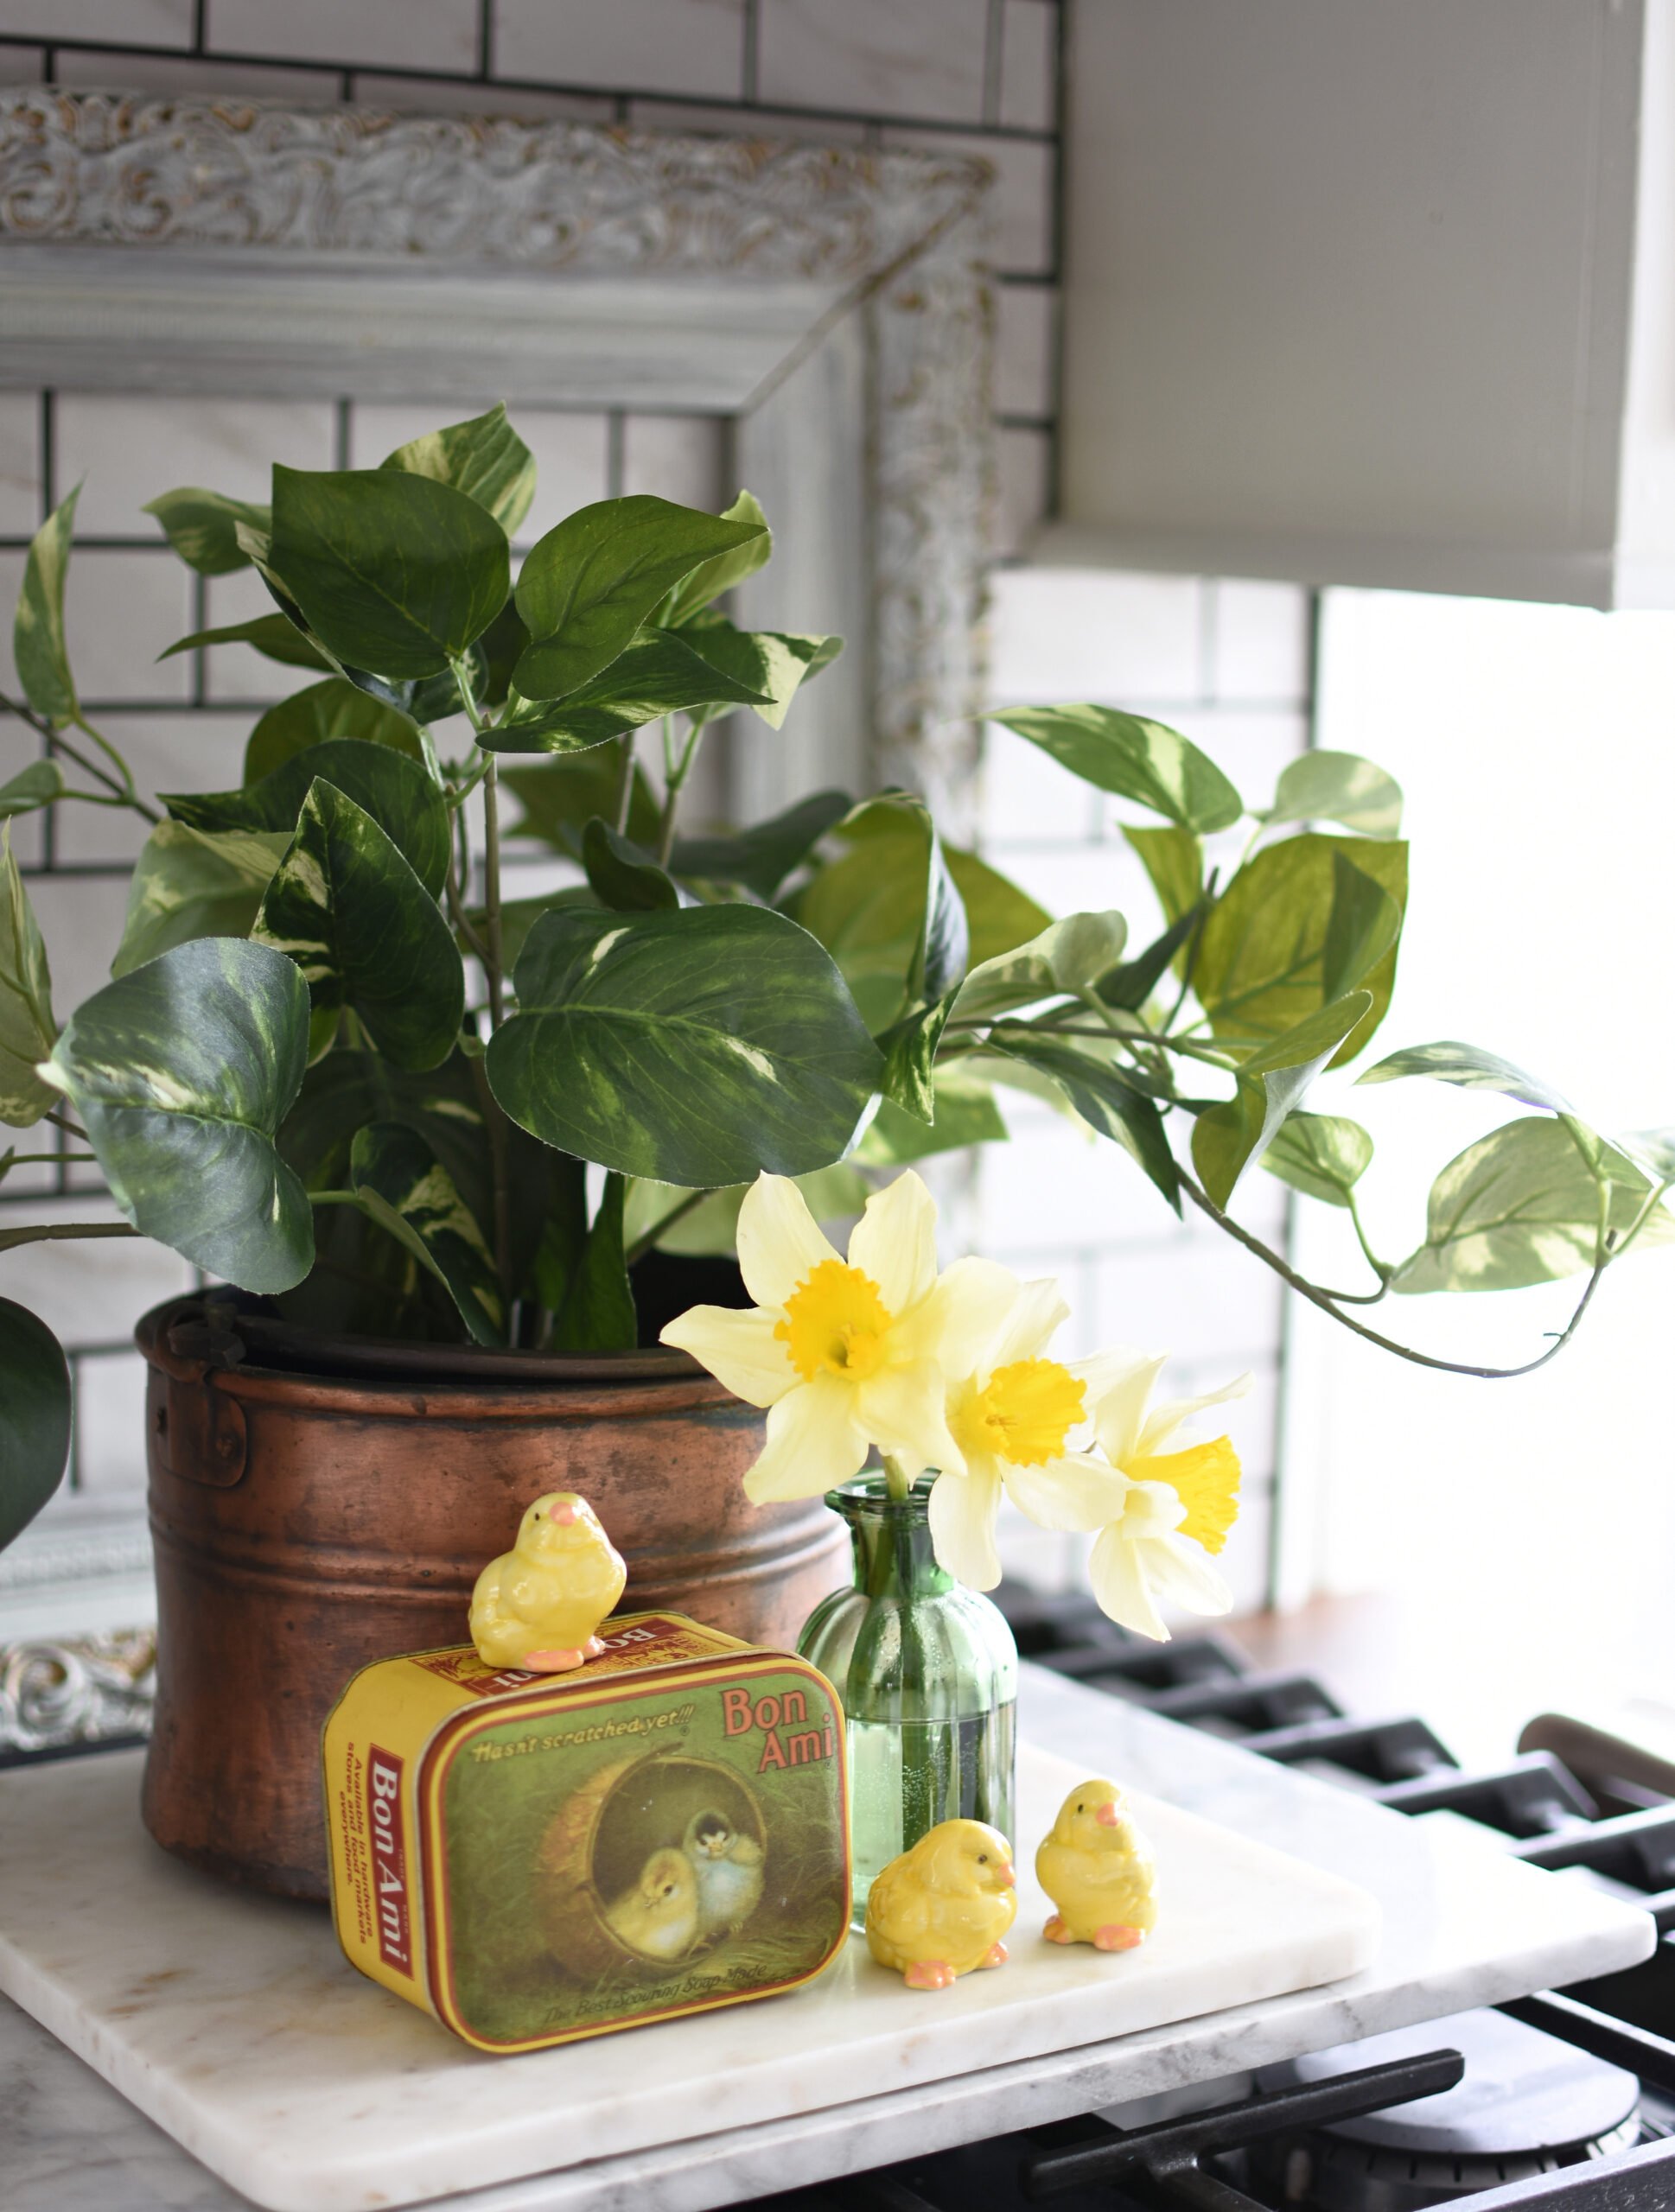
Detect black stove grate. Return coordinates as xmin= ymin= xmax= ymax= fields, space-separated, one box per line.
xmin=741 ymin=1586 xmax=1675 ymax=2212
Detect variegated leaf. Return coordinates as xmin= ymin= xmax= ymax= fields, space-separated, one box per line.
xmin=44 ymin=938 xmax=313 ymax=1292
xmin=0 ymin=1297 xmax=70 ymax=1551
xmin=486 ymin=904 xmax=883 ymax=1187
xmin=252 ymin=779 xmax=463 ymax=1072
xmin=349 ymin=1121 xmax=505 ymax=1345
xmin=0 ymin=830 xmax=57 ymax=1128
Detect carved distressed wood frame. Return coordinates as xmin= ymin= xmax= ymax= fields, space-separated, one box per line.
xmin=0 ymin=88 xmax=996 ymax=1752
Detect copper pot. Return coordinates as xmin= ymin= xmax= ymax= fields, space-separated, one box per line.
xmin=136 ymin=1297 xmax=845 ymax=1902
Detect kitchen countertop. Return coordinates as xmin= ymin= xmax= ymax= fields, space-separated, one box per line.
xmin=1 ymin=1662 xmax=1657 ymax=2212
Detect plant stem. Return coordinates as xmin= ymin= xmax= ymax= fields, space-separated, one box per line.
xmin=0 ymin=693 xmax=162 ymax=823
xmin=882 ymin=1452 xmax=914 ymax=1503
xmin=44 ymin=1109 xmax=86 ymax=1141
xmin=481 ymin=758 xmax=506 ymax=1030
xmin=658 ymin=719 xmax=706 ymax=864
xmin=614 ymin=735 xmax=636 ymax=832
xmin=470 ymin=1052 xmax=514 ymax=1313
xmin=1177 ymin=1167 xmax=1612 ymax=1378
xmin=0 ymin=1220 xmax=137 ymax=1254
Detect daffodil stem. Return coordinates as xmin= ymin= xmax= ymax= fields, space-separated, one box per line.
xmin=882 ymin=1453 xmax=914 ymax=1503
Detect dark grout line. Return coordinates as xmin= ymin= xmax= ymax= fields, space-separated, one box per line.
xmin=475 ymin=0 xmax=493 ymax=82
xmin=982 ymin=0 xmax=1005 ymax=128
xmin=741 ymin=0 xmax=759 ymax=105
xmin=0 ymin=35 xmax=1057 ymax=144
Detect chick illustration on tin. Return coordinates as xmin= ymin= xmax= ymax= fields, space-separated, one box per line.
xmin=1035 ymin=1777 xmax=1157 ymax=1952
xmin=683 ymin=1808 xmax=766 ymax=1944
xmin=864 ymin=1819 xmax=1017 ymax=1990
xmin=603 ymin=1847 xmax=699 ymax=1962
xmin=468 ymin=1491 xmax=627 ymax=1672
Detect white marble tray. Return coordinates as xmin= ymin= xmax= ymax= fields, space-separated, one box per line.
xmin=0 ymin=1740 xmax=1377 ymax=2212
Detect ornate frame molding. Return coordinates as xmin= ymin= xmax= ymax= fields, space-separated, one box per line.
xmin=0 ymin=87 xmax=995 ymax=818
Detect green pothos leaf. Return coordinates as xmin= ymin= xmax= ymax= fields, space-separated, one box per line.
xmin=1260 ymin=1111 xmax=1375 ymax=1208
xmin=0 ymin=830 xmax=58 ymax=1128
xmin=379 ymin=404 xmax=536 ymax=537
xmin=0 ymin=1297 xmax=71 ymax=1551
xmin=44 ymin=937 xmax=314 ymax=1293
xmin=1191 ymin=993 xmax=1372 ymax=1209
xmin=14 ymin=486 xmax=80 ymax=728
xmin=1392 ymin=1116 xmax=1675 ymax=1294
xmin=252 ymin=779 xmax=463 ymax=1072
xmin=349 ymin=1121 xmax=506 ymax=1346
xmin=548 ymin=1171 xmax=637 ymax=1352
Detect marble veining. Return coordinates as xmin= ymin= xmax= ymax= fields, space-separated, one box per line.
xmin=0 ymin=1666 xmax=1657 ymax=2212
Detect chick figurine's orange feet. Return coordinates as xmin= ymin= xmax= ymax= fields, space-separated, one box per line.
xmin=903 ymin=1959 xmax=957 ymax=1991
xmin=980 ymin=1942 xmax=1008 ymax=1969
xmin=1043 ymin=1914 xmax=1074 ymax=1944
xmin=1094 ymin=1923 xmax=1145 ymax=1952
xmin=520 ymin=1646 xmax=587 ymax=1672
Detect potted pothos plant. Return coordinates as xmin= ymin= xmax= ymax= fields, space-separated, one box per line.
xmin=0 ymin=402 xmax=1668 ymax=1896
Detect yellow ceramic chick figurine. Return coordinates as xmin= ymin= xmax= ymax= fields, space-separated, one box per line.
xmin=604 ymin=1847 xmax=699 ymax=1962
xmin=864 ymin=1819 xmax=1017 ymax=1990
xmin=1036 ymin=1777 xmax=1157 ymax=1952
xmin=468 ymin=1491 xmax=627 ymax=1671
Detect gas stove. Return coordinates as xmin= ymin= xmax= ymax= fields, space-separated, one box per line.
xmin=748 ymin=1587 xmax=1675 ymax=2212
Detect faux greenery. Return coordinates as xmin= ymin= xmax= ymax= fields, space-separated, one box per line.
xmin=2 ymin=402 xmax=1670 ymax=1551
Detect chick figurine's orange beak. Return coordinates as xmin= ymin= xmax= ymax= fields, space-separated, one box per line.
xmin=996 ymin=1859 xmax=1017 ymax=1885
xmin=1095 ymin=1801 xmax=1121 ymax=1828
xmin=549 ymin=1501 xmax=580 ymax=1526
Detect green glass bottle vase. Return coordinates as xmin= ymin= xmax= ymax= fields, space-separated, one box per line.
xmin=798 ymin=1474 xmax=1018 ymax=1925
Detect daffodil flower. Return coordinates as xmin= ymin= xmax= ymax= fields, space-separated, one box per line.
xmin=927 ymin=1277 xmax=1130 ymax=1589
xmin=660 ymin=1170 xmax=1020 ymax=1505
xmin=1086 ymin=1353 xmax=1248 ymax=1641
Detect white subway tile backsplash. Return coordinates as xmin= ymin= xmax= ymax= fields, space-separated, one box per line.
xmin=1093 ymin=1238 xmax=1285 ymax=1373
xmin=0 ymin=1193 xmax=192 ymax=1350
xmin=998 ymin=0 xmax=1056 ymax=132
xmin=201 ymin=567 xmax=301 ymax=704
xmin=71 ymin=1351 xmax=150 ymax=1497
xmin=53 ymin=48 xmax=333 ymax=99
xmin=66 ymin=552 xmax=193 ymax=706
xmin=980 ymin=1110 xmax=1185 ymax=1253
xmin=621 ymin=414 xmax=723 ymax=511
xmin=990 ymin=568 xmax=1205 ymax=702
xmin=1210 ymin=579 xmax=1312 ymax=704
xmin=494 ymin=0 xmax=746 ymax=100
xmin=1 ymin=0 xmax=190 ymax=43
xmin=350 ymin=75 xmax=615 ymax=122
xmin=0 ymin=392 xmax=37 ymax=536
xmin=57 ymin=396 xmax=335 ymax=537
xmin=880 ymin=130 xmax=1053 ymax=274
xmin=51 ymin=713 xmax=249 ymax=868
xmin=996 ymin=425 xmax=1051 ymax=560
xmin=995 ymin=283 xmax=1055 ymax=419
xmin=627 ymin=99 xmax=868 ymax=143
xmin=208 ymin=0 xmax=478 ymax=73
xmin=509 ymin=409 xmax=613 ymax=541
xmin=27 ymin=875 xmax=133 ymax=1018
xmin=757 ymin=0 xmax=988 ymax=122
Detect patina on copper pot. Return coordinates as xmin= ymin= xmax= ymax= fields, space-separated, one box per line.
xmin=137 ymin=1296 xmax=846 ymax=1902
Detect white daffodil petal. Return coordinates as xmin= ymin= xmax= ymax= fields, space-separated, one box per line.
xmin=742 ymin=1374 xmax=869 ymax=1503
xmin=1003 ymin=1451 xmax=1130 ymax=1534
xmin=847 ymin=1170 xmax=939 ymax=1316
xmin=1138 ymin=1371 xmax=1252 ymax=1456
xmin=1120 ymin=1478 xmax=1191 ymax=1539
xmin=895 ymin=1255 xmax=1022 ymax=1374
xmin=858 ymin=1357 xmax=968 ymax=1478
xmin=1090 ymin=1522 xmax=1169 ymax=1641
xmin=659 ymin=1305 xmax=796 ymax=1408
xmin=985 ymin=1275 xmax=1072 ymax=1370
xmin=927 ymin=1461 xmax=1004 ymax=1588
xmin=1143 ymin=1532 xmax=1234 ymax=1618
xmin=736 ymin=1173 xmax=841 ymax=1310
xmin=1090 ymin=1350 xmax=1170 ymax=1467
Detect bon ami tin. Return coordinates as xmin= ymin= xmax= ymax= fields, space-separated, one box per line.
xmin=322 ymin=1612 xmax=850 ymax=2052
